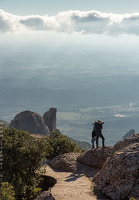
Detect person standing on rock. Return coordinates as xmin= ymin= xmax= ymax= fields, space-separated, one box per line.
xmin=93 ymin=120 xmax=105 ymax=148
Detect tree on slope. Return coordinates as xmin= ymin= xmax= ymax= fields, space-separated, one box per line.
xmin=2 ymin=128 xmax=50 ymax=200
xmin=47 ymin=129 xmax=82 ymax=158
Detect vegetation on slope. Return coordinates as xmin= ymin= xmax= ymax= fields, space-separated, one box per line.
xmin=69 ymin=137 xmax=91 ymax=150
xmin=0 ymin=182 xmax=15 ymax=200
xmin=46 ymin=130 xmax=83 ymax=159
xmin=2 ymin=128 xmax=50 ymax=199
xmin=0 ymin=119 xmax=9 ymax=128
xmin=2 ymin=128 xmax=82 ymax=200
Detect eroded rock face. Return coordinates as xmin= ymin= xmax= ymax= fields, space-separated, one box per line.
xmin=93 ymin=134 xmax=139 ymax=200
xmin=49 ymin=152 xmax=100 ymax=177
xmin=77 ymin=147 xmax=112 ymax=169
xmin=112 ymin=133 xmax=139 ymax=154
xmin=9 ymin=111 xmax=50 ymax=135
xmin=49 ymin=153 xmax=80 ymax=172
xmin=43 ymin=108 xmax=57 ymax=133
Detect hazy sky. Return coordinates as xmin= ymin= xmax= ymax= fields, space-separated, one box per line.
xmin=1 ymin=0 xmax=139 ymax=138
xmin=1 ymin=0 xmax=139 ymax=15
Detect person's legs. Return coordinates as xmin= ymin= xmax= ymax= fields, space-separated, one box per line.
xmin=96 ymin=136 xmax=99 ymax=148
xmin=100 ymin=134 xmax=105 ymax=147
xmin=91 ymin=137 xmax=95 ymax=148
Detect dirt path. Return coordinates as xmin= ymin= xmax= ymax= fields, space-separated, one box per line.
xmin=44 ymin=164 xmax=108 ymax=200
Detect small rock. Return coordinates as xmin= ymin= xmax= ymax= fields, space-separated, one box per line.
xmin=34 ymin=190 xmax=55 ymax=200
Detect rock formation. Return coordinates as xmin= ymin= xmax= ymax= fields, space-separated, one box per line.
xmin=34 ymin=190 xmax=55 ymax=200
xmin=77 ymin=147 xmax=112 ymax=169
xmin=43 ymin=108 xmax=57 ymax=133
xmin=112 ymin=133 xmax=139 ymax=154
xmin=9 ymin=111 xmax=50 ymax=135
xmin=123 ymin=128 xmax=135 ymax=139
xmin=49 ymin=152 xmax=100 ymax=177
xmin=93 ymin=134 xmax=139 ymax=200
xmin=49 ymin=153 xmax=80 ymax=172
xmin=49 ymin=148 xmax=112 ymax=176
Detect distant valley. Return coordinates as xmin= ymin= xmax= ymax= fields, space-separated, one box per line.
xmin=1 ymin=44 xmax=139 ymax=146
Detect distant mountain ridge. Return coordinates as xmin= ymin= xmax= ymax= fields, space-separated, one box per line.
xmin=69 ymin=137 xmax=91 ymax=150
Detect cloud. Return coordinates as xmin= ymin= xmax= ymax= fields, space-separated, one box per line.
xmin=115 ymin=114 xmax=126 ymax=118
xmin=1 ymin=9 xmax=139 ymax=35
xmin=0 ymin=10 xmax=14 ymax=32
xmin=0 ymin=10 xmax=27 ymax=33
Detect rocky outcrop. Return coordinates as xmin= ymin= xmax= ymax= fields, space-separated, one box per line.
xmin=49 ymin=148 xmax=112 ymax=173
xmin=49 ymin=148 xmax=112 ymax=175
xmin=34 ymin=190 xmax=55 ymax=200
xmin=77 ymin=147 xmax=112 ymax=169
xmin=93 ymin=134 xmax=139 ymax=200
xmin=123 ymin=129 xmax=135 ymax=139
xmin=43 ymin=108 xmax=57 ymax=133
xmin=49 ymin=152 xmax=100 ymax=177
xmin=112 ymin=133 xmax=139 ymax=154
xmin=49 ymin=153 xmax=80 ymax=172
xmin=9 ymin=111 xmax=50 ymax=135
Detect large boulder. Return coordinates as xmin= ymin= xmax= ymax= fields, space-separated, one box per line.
xmin=112 ymin=133 xmax=139 ymax=154
xmin=49 ymin=152 xmax=103 ymax=177
xmin=49 ymin=153 xmax=80 ymax=172
xmin=93 ymin=134 xmax=139 ymax=200
xmin=77 ymin=147 xmax=112 ymax=169
xmin=9 ymin=111 xmax=50 ymax=135
xmin=43 ymin=108 xmax=57 ymax=133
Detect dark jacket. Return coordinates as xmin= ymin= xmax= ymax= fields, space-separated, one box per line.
xmin=94 ymin=122 xmax=103 ymax=136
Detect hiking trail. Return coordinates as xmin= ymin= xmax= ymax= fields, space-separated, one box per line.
xmin=44 ymin=164 xmax=109 ymax=200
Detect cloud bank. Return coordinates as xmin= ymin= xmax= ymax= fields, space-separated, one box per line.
xmin=1 ymin=9 xmax=139 ymax=35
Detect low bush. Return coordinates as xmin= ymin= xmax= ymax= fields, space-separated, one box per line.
xmin=46 ymin=129 xmax=82 ymax=158
xmin=0 ymin=182 xmax=15 ymax=200
xmin=2 ymin=128 xmax=82 ymax=199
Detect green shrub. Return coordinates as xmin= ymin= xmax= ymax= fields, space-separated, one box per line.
xmin=0 ymin=182 xmax=15 ymax=200
xmin=29 ymin=187 xmax=42 ymax=199
xmin=0 ymin=120 xmax=9 ymax=128
xmin=46 ymin=129 xmax=82 ymax=158
xmin=2 ymin=128 xmax=82 ymax=199
xmin=2 ymin=128 xmax=50 ymax=200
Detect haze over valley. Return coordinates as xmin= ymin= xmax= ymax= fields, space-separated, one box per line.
xmin=1 ymin=2 xmax=139 ymax=146
xmin=1 ymin=42 xmax=139 ymax=146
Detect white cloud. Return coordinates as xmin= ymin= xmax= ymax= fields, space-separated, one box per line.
xmin=0 ymin=10 xmax=28 ymax=33
xmin=115 ymin=114 xmax=126 ymax=118
xmin=1 ymin=9 xmax=139 ymax=35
